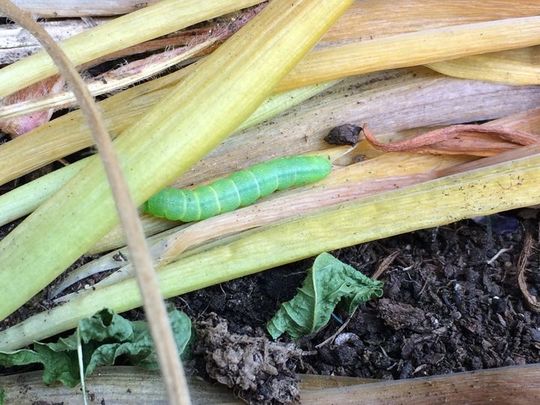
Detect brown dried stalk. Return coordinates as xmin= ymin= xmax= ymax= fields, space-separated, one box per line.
xmin=364 ymin=124 xmax=540 ymax=156
xmin=435 ymin=108 xmax=540 ymax=176
xmin=301 ymin=365 xmax=540 ymax=403
xmin=1 ymin=365 xmax=539 ymax=404
xmin=517 ymin=232 xmax=540 ymax=313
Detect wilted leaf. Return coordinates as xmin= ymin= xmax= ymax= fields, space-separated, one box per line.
xmin=363 ymin=124 xmax=540 ymax=156
xmin=0 ymin=308 xmax=192 ymax=387
xmin=267 ymin=253 xmax=383 ymax=340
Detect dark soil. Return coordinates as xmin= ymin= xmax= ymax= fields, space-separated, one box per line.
xmin=174 ymin=210 xmax=540 ymax=389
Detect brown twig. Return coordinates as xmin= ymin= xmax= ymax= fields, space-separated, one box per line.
xmin=315 ymin=308 xmax=358 ymax=349
xmin=517 ymin=232 xmax=540 ymax=313
xmin=372 ymin=250 xmax=400 ymax=280
xmin=0 ymin=1 xmax=190 ymax=404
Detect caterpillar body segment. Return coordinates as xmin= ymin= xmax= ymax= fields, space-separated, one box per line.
xmin=143 ymin=155 xmax=332 ymax=222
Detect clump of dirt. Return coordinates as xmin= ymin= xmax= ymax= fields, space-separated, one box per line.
xmin=195 ymin=314 xmax=303 ymax=404
xmin=324 ymin=123 xmax=362 ymax=146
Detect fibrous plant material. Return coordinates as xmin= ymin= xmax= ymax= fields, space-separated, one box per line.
xmin=0 ymin=5 xmax=266 ymax=119
xmin=4 ymin=138 xmax=540 ymax=349
xmin=4 ymin=45 xmax=534 ymax=189
xmin=2 ymin=0 xmax=539 ymax=63
xmin=517 ymin=232 xmax=540 ymax=313
xmin=2 ymin=13 xmax=540 ymax=186
xmin=0 ymin=36 xmax=218 ymax=120
xmin=2 ymin=68 xmax=539 ymax=198
xmin=3 ymin=2 xmax=540 ymax=119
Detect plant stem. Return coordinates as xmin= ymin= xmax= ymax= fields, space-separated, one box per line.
xmin=0 ymin=81 xmax=336 ymax=227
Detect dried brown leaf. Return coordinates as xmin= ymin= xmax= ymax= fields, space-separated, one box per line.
xmin=364 ymin=124 xmax=540 ymax=156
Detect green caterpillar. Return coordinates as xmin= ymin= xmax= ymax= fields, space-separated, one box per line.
xmin=143 ymin=155 xmax=332 ymax=222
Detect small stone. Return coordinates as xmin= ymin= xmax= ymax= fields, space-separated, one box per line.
xmin=324 ymin=124 xmax=363 ymax=146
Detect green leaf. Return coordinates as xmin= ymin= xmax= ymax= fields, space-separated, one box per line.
xmin=267 ymin=252 xmax=383 ymax=340
xmin=0 ymin=388 xmax=4 ymax=405
xmin=0 ymin=308 xmax=192 ymax=387
xmin=0 ymin=345 xmax=80 ymax=387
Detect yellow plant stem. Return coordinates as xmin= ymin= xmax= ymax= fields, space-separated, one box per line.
xmin=0 ymin=0 xmax=353 ymax=320
xmin=2 ymin=148 xmax=540 ymax=349
xmin=427 ymin=46 xmax=540 ymax=85
xmin=280 ymin=16 xmax=540 ymax=90
xmin=4 ymin=1 xmax=540 ymax=120
xmin=323 ymin=0 xmax=540 ymax=44
xmin=0 ymin=0 xmax=264 ymax=97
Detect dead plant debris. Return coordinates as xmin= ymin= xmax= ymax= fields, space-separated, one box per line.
xmin=517 ymin=232 xmax=540 ymax=313
xmin=364 ymin=124 xmax=540 ymax=156
xmin=195 ymin=314 xmax=303 ymax=404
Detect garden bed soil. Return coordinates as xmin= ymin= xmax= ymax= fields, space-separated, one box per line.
xmin=176 ymin=210 xmax=540 ymax=390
